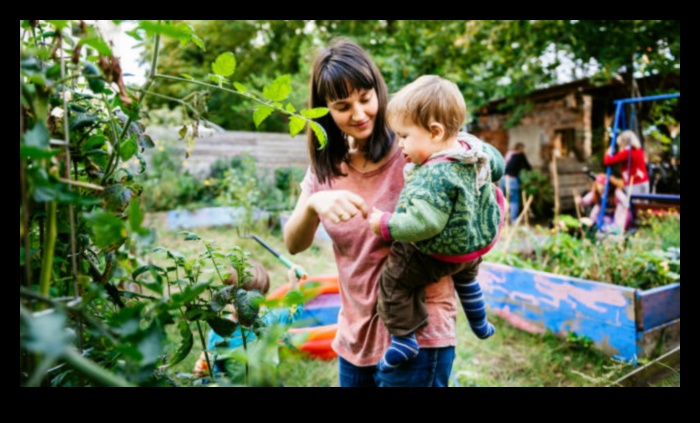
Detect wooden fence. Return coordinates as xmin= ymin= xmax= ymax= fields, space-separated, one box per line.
xmin=145 ymin=127 xmax=310 ymax=177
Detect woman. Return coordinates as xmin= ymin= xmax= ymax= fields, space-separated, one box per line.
xmin=283 ymin=38 xmax=457 ymax=387
xmin=603 ymin=130 xmax=650 ymax=196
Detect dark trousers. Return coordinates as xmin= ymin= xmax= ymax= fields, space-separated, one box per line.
xmin=377 ymin=241 xmax=481 ymax=336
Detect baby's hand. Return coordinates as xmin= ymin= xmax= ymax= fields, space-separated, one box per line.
xmin=369 ymin=207 xmax=385 ymax=236
xmin=287 ymin=265 xmax=302 ymax=291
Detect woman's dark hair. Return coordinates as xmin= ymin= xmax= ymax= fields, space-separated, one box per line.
xmin=308 ymin=37 xmax=394 ymax=184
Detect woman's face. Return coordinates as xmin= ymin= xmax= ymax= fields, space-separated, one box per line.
xmin=327 ymin=88 xmax=378 ymax=144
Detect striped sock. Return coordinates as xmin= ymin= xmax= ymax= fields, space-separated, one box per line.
xmin=378 ymin=333 xmax=419 ymax=371
xmin=454 ymin=278 xmax=495 ymax=339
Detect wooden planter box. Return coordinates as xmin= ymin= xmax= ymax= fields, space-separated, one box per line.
xmin=477 ymin=262 xmax=680 ymax=363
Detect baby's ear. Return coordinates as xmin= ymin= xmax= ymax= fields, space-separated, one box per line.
xmin=429 ymin=122 xmax=446 ymax=141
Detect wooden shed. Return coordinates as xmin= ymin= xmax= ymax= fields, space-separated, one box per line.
xmin=470 ymin=73 xmax=680 ymax=212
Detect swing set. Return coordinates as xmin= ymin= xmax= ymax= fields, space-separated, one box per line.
xmin=598 ymin=92 xmax=681 ymax=230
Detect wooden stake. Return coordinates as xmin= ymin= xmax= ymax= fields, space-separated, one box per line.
xmin=573 ymin=188 xmax=586 ymax=238
xmin=551 ymin=154 xmax=560 ymax=220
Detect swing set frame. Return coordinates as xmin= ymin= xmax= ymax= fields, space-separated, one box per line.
xmin=598 ymin=92 xmax=681 ymax=230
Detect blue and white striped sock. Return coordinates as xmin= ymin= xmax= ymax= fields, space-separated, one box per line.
xmin=378 ymin=333 xmax=419 ymax=371
xmin=454 ymin=278 xmax=495 ymax=339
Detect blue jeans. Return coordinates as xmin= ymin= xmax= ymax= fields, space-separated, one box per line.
xmin=500 ymin=176 xmax=520 ymax=224
xmin=338 ymin=346 xmax=455 ymax=387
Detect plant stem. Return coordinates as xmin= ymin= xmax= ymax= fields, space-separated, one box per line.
xmin=203 ymin=242 xmax=225 ymax=284
xmin=153 ymin=74 xmax=312 ymax=122
xmin=60 ymin=35 xmax=83 ymax=350
xmin=24 ymin=355 xmax=56 ymax=387
xmin=62 ymin=347 xmax=134 ymax=387
xmin=100 ymin=93 xmax=123 ymax=185
xmin=194 ymin=320 xmax=215 ymax=380
xmin=38 ymin=201 xmax=57 ymax=301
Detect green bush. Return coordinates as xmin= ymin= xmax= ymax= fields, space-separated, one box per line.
xmin=138 ymin=147 xmax=218 ymax=212
xmin=489 ymin=213 xmax=680 ymax=290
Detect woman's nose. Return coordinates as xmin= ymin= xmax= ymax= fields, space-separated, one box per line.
xmin=351 ymin=104 xmax=365 ymax=121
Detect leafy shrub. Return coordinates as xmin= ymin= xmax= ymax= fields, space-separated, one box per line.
xmin=137 ymin=146 xmax=217 ymax=212
xmin=489 ymin=213 xmax=680 ymax=290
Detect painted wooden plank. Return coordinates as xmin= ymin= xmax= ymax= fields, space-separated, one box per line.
xmin=637 ymin=284 xmax=680 ymax=330
xmin=478 ymin=261 xmax=639 ymax=361
xmin=637 ymin=318 xmax=680 ymax=359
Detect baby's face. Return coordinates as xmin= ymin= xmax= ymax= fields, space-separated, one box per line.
xmin=392 ymin=120 xmax=436 ymax=165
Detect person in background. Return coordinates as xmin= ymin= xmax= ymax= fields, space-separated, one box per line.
xmin=193 ymin=261 xmax=302 ymax=381
xmin=603 ymin=130 xmax=649 ymax=196
xmin=574 ymin=173 xmax=632 ymax=233
xmin=500 ymin=142 xmax=531 ymax=224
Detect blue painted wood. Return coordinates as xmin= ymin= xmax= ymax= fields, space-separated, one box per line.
xmin=638 ymin=284 xmax=681 ymax=330
xmin=478 ymin=262 xmax=640 ymax=361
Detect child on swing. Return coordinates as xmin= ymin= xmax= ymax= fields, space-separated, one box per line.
xmin=368 ymin=75 xmax=505 ymax=371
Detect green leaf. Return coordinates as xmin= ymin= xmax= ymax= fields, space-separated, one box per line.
xmin=211 ymin=285 xmax=235 ymax=312
xmin=289 ymin=116 xmax=307 ymax=137
xmin=84 ymin=134 xmax=107 ymax=151
xmin=253 ymin=105 xmax=274 ymax=128
xmin=180 ymin=231 xmax=201 ymax=241
xmin=310 ymin=122 xmax=328 ymax=149
xmin=181 ymin=74 xmax=194 ymax=80
xmin=20 ymin=145 xmax=60 ymax=159
xmin=21 ymin=311 xmax=72 ymax=359
xmin=282 ymin=290 xmax=305 ymax=307
xmin=301 ymin=108 xmax=329 ymax=119
xmin=70 ymin=112 xmax=100 ymax=132
xmin=137 ymin=324 xmax=164 ymax=366
xmin=212 ymin=52 xmax=236 ymax=77
xmin=171 ymin=282 xmax=209 ymax=305
xmin=191 ymin=34 xmax=206 ymax=51
xmin=138 ymin=21 xmax=193 ymax=39
xmin=233 ymin=82 xmax=248 ymax=94
xmin=23 ymin=121 xmax=49 ymax=149
xmin=81 ymin=36 xmax=112 ymax=57
xmin=262 ymin=75 xmax=292 ymax=102
xmin=82 ymin=62 xmax=105 ymax=94
xmin=119 ymin=138 xmax=138 ymax=162
xmin=207 ymin=316 xmax=238 ymax=338
xmin=285 ymin=103 xmax=296 ymax=113
xmin=84 ymin=211 xmax=127 ymax=251
xmin=101 ymin=184 xmax=133 ymax=214
xmin=47 ymin=20 xmax=69 ymax=30
xmin=168 ymin=320 xmax=194 ymax=368
xmin=128 ymin=198 xmax=145 ymax=234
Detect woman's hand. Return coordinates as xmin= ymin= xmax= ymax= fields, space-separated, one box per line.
xmin=308 ymin=190 xmax=369 ymax=224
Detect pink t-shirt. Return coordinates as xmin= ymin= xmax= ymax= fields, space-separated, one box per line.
xmin=300 ymin=146 xmax=457 ymax=367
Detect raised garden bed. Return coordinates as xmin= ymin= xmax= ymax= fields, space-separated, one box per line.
xmin=477 ymin=261 xmax=680 ymax=363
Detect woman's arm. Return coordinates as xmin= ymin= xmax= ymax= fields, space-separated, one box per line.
xmin=283 ymin=189 xmax=321 ymax=255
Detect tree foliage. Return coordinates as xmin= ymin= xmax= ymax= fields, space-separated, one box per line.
xmin=150 ymin=20 xmax=680 ymax=129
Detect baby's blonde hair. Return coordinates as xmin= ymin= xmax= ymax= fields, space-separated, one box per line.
xmin=617 ymin=130 xmax=642 ymax=149
xmin=387 ymin=75 xmax=466 ymax=139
